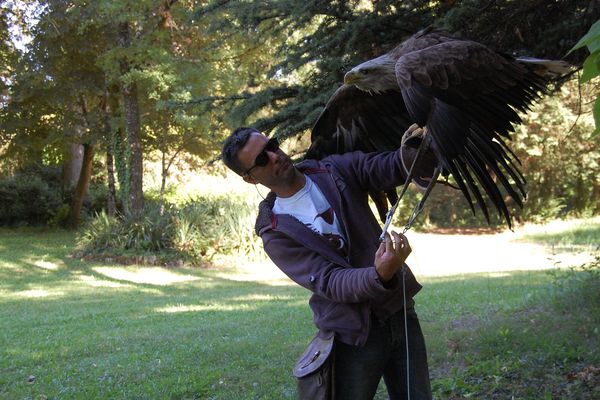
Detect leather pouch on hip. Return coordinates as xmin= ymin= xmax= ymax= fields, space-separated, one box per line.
xmin=293 ymin=332 xmax=335 ymax=400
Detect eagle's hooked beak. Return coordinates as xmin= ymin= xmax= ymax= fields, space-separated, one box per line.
xmin=344 ymin=70 xmax=360 ymax=85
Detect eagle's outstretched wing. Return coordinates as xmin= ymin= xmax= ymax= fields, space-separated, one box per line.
xmin=305 ymin=86 xmax=414 ymax=222
xmin=394 ymin=38 xmax=545 ymax=224
xmin=306 ymin=85 xmax=413 ymax=159
xmin=306 ymin=27 xmax=569 ymax=228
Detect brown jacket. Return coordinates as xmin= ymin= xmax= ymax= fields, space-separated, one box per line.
xmin=255 ymin=149 xmax=427 ymax=346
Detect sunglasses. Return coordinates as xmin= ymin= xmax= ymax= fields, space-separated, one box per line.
xmin=244 ymin=137 xmax=280 ymax=176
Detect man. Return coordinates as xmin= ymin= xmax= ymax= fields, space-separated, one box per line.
xmin=221 ymin=126 xmax=435 ymax=399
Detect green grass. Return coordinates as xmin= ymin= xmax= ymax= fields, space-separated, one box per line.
xmin=1 ymin=226 xmax=599 ymax=399
xmin=515 ymin=217 xmax=600 ymax=253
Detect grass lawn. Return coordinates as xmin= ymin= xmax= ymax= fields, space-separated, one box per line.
xmin=0 ymin=223 xmax=599 ymax=399
xmin=515 ymin=217 xmax=600 ymax=253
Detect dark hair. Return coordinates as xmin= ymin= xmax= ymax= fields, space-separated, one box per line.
xmin=221 ymin=127 xmax=260 ymax=175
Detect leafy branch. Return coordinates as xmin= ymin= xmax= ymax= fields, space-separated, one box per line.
xmin=569 ymin=18 xmax=600 ymax=137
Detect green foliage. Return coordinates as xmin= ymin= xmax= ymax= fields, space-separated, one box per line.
xmin=199 ymin=0 xmax=436 ymax=138
xmin=175 ymin=195 xmax=262 ymax=259
xmin=2 ymin=0 xmax=260 ymax=220
xmin=2 ymin=228 xmax=599 ymax=399
xmin=440 ymin=0 xmax=595 ymax=64
xmin=113 ymin=127 xmax=131 ymax=215
xmin=78 ymin=207 xmax=174 ymax=258
xmin=77 ymin=194 xmax=263 ymax=264
xmin=547 ymin=254 xmax=600 ymax=311
xmin=203 ymin=0 xmax=596 ymax=141
xmin=48 ymin=203 xmax=71 ymax=227
xmin=0 ymin=168 xmax=63 ymax=226
xmin=569 ymin=18 xmax=600 ymax=137
xmin=513 ymin=81 xmax=600 ymax=220
xmin=77 ymin=210 xmax=124 ymax=251
xmin=121 ymin=207 xmax=174 ymax=252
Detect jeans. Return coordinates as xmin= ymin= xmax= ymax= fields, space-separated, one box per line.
xmin=333 ymin=308 xmax=432 ymax=400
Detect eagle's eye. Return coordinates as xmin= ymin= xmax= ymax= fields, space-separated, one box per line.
xmin=361 ymin=69 xmax=370 ymax=75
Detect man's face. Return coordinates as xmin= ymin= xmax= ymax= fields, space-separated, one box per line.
xmin=237 ymin=132 xmax=295 ymax=188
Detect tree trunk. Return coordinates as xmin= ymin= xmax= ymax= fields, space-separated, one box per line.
xmin=592 ymin=176 xmax=600 ymax=214
xmin=67 ymin=143 xmax=95 ymax=229
xmin=118 ymin=21 xmax=144 ymax=215
xmin=102 ymin=89 xmax=118 ymax=217
xmin=62 ymin=143 xmax=84 ymax=195
xmin=106 ymin=150 xmax=117 ymax=217
xmin=159 ymin=150 xmax=167 ymax=216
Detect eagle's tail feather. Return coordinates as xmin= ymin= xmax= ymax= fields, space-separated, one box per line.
xmin=516 ymin=57 xmax=572 ymax=78
xmin=454 ymin=157 xmax=491 ymax=224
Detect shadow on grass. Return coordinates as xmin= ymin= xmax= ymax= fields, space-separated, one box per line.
xmin=0 ymin=230 xmax=312 ymax=399
xmin=2 ymin=228 xmax=598 ymax=399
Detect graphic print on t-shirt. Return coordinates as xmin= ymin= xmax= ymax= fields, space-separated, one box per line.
xmin=317 ymin=207 xmax=334 ymax=225
xmin=273 ymin=176 xmax=346 ymax=251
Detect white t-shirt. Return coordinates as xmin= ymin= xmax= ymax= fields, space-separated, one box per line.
xmin=273 ymin=176 xmax=346 ymax=250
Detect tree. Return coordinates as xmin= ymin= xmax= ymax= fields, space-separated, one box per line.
xmin=568 ymin=18 xmax=600 ymax=137
xmin=14 ymin=0 xmax=111 ymax=227
xmin=1 ymin=0 xmax=271 ymax=226
xmin=197 ymin=0 xmax=598 ymax=140
xmin=191 ymin=0 xmax=600 ymax=224
xmin=116 ymin=21 xmax=144 ymax=215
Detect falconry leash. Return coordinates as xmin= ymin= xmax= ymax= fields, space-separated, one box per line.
xmin=379 ymin=128 xmax=440 ymax=400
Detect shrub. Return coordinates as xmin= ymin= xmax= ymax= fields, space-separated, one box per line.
xmin=120 ymin=205 xmax=174 ymax=251
xmin=0 ymin=169 xmax=62 ymax=226
xmin=77 ymin=194 xmax=264 ymax=265
xmin=178 ymin=194 xmax=262 ymax=259
xmin=547 ymin=253 xmax=600 ymax=313
xmin=171 ymin=216 xmax=204 ymax=259
xmin=78 ymin=211 xmax=123 ymax=251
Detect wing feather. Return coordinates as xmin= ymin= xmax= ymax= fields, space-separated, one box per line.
xmin=467 ymin=136 xmax=524 ymax=208
xmin=307 ymin=85 xmax=413 ymax=222
xmin=307 ymin=28 xmax=564 ymax=228
xmin=393 ymin=37 xmax=549 ymax=227
xmin=464 ymin=145 xmax=511 ymax=222
xmin=454 ymin=157 xmax=490 ymax=222
xmin=307 ymin=85 xmax=412 ymax=158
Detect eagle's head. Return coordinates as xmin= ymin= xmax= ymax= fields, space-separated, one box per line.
xmin=343 ymin=54 xmax=397 ymax=94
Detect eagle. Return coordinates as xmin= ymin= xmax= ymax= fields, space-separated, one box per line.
xmin=304 ymin=26 xmax=571 ymax=230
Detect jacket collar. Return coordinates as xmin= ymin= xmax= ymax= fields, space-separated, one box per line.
xmin=255 ymin=159 xmax=347 ymax=238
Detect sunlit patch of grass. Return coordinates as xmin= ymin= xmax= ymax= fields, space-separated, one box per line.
xmin=0 ymin=228 xmax=313 ymax=399
xmin=155 ymin=302 xmax=259 ymax=313
xmin=32 ymin=259 xmax=60 ymax=270
xmin=11 ymin=288 xmax=66 ymax=298
xmin=77 ymin=274 xmax=133 ymax=288
xmin=515 ymin=217 xmax=600 ymax=252
xmin=92 ymin=266 xmax=202 ymax=286
xmin=1 ymin=226 xmax=599 ymax=399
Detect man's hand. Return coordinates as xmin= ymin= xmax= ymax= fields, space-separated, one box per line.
xmin=374 ymin=231 xmax=412 ymax=282
xmin=400 ymin=124 xmax=438 ymax=189
xmin=401 ymin=123 xmax=425 ymax=147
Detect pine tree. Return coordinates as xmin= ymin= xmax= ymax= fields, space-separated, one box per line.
xmin=197 ymin=0 xmax=599 ymax=143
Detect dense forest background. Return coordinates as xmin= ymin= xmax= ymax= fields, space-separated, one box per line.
xmin=1 ymin=0 xmax=599 ymax=259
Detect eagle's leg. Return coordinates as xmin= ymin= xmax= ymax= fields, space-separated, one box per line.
xmin=403 ymin=166 xmax=441 ymax=233
xmin=379 ymin=128 xmax=430 ymax=241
